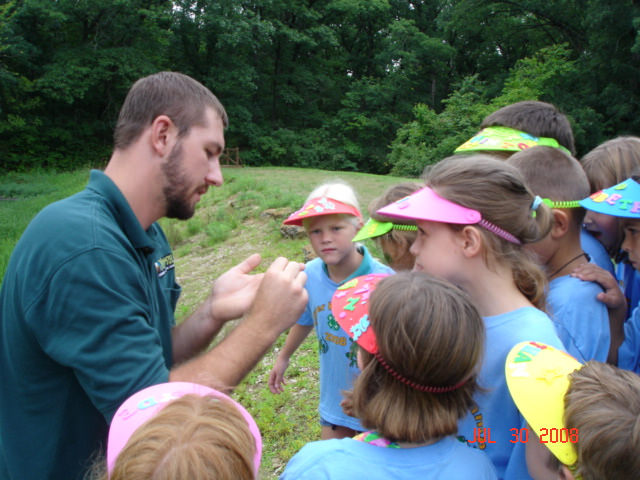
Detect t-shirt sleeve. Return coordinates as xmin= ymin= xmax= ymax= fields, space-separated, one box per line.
xmin=280 ymin=442 xmax=331 ymax=479
xmin=619 ymin=304 xmax=640 ymax=373
xmin=29 ymin=248 xmax=170 ymax=422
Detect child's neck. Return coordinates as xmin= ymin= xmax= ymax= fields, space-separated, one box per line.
xmin=326 ymin=247 xmax=363 ymax=284
xmin=546 ymin=243 xmax=589 ymax=280
xmin=458 ymin=258 xmax=532 ymax=317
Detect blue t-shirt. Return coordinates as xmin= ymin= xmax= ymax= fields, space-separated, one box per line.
xmin=580 ymin=229 xmax=615 ymax=276
xmin=618 ymin=304 xmax=640 ymax=373
xmin=617 ymin=261 xmax=640 ymax=319
xmin=457 ymin=307 xmax=565 ymax=480
xmin=0 ymin=171 xmax=176 ymax=480
xmin=297 ymin=247 xmax=394 ymax=431
xmin=281 ymin=436 xmax=498 ymax=479
xmin=547 ymin=274 xmax=610 ymax=362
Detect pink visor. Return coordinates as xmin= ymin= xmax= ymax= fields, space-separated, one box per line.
xmin=330 ymin=273 xmax=391 ymax=354
xmin=106 ymin=382 xmax=262 ymax=476
xmin=377 ymin=186 xmax=521 ymax=244
xmin=283 ymin=196 xmax=362 ymax=226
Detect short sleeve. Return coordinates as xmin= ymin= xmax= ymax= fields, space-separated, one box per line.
xmin=30 ymin=248 xmax=170 ymax=422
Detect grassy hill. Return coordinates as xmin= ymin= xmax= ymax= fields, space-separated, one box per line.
xmin=0 ymin=166 xmax=415 ymax=479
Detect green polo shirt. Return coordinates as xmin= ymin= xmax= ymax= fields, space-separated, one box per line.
xmin=0 ymin=170 xmax=178 ymax=480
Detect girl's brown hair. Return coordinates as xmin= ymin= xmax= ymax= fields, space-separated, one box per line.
xmin=107 ymin=394 xmax=255 ymax=480
xmin=580 ymin=136 xmax=640 ymax=193
xmin=423 ymin=154 xmax=553 ymax=310
xmin=351 ymin=272 xmax=485 ymax=443
xmin=369 ymin=182 xmax=421 ymax=244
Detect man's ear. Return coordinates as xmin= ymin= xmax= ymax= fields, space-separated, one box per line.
xmin=460 ymin=225 xmax=483 ymax=258
xmin=550 ymin=209 xmax=570 ymax=240
xmin=150 ymin=115 xmax=177 ymax=157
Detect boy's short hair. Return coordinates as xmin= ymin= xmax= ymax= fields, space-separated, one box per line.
xmin=481 ymin=101 xmax=576 ymax=156
xmin=564 ymin=361 xmax=640 ymax=480
xmin=114 ymin=71 xmax=228 ymax=150
xmin=508 ymin=146 xmax=590 ymax=226
xmin=580 ymin=136 xmax=640 ymax=192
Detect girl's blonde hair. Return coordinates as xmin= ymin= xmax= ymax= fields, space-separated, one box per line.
xmin=107 ymin=394 xmax=255 ymax=480
xmin=423 ymin=155 xmax=553 ymax=310
xmin=302 ymin=181 xmax=361 ymax=229
xmin=306 ymin=181 xmax=360 ymax=211
xmin=351 ymin=272 xmax=485 ymax=443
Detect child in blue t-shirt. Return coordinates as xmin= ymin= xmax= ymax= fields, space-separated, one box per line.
xmin=580 ymin=136 xmax=640 ymax=305
xmin=507 ymin=147 xmax=610 ymax=362
xmin=579 ymin=176 xmax=640 ymax=372
xmin=268 ymin=182 xmax=393 ymax=440
xmin=281 ymin=272 xmax=497 ymax=479
xmin=377 ymin=155 xmax=565 ymax=480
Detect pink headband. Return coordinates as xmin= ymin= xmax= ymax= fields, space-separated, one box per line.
xmin=283 ymin=196 xmax=362 ymax=226
xmin=376 ymin=186 xmax=521 ymax=245
xmin=107 ymin=382 xmax=262 ymax=476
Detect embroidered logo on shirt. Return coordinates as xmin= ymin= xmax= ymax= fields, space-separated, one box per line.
xmin=154 ymin=254 xmax=175 ymax=278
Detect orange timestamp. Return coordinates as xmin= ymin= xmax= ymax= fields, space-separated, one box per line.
xmin=509 ymin=427 xmax=579 ymax=444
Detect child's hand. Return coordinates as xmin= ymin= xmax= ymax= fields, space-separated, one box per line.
xmin=340 ymin=393 xmax=354 ymax=417
xmin=570 ymin=263 xmax=625 ymax=310
xmin=268 ymin=356 xmax=290 ymax=394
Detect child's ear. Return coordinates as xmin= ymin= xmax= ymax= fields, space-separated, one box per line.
xmin=559 ymin=465 xmax=576 ymax=480
xmin=460 ymin=225 xmax=483 ymax=257
xmin=550 ymin=209 xmax=570 ymax=240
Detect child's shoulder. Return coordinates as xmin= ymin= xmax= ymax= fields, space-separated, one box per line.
xmin=549 ymin=274 xmax=605 ymax=304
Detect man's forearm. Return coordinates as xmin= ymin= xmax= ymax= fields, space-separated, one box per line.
xmin=169 ymin=311 xmax=283 ymax=391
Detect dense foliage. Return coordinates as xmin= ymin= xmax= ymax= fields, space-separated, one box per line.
xmin=1 ymin=0 xmax=639 ymax=174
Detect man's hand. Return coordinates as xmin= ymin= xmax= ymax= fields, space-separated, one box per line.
xmin=170 ymin=257 xmax=307 ymax=388
xmin=209 ymin=253 xmax=264 ymax=324
xmin=245 ymin=257 xmax=308 ymax=337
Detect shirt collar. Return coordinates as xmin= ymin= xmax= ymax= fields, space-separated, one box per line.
xmin=87 ymin=170 xmax=156 ymax=254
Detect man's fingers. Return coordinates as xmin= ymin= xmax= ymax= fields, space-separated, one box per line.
xmin=234 ymin=253 xmax=262 ymax=275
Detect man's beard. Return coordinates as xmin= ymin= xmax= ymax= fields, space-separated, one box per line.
xmin=161 ymin=141 xmax=197 ymax=220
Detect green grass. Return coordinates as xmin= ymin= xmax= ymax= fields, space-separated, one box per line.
xmin=0 ymin=165 xmax=414 ymax=479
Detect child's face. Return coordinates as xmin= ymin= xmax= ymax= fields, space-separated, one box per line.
xmin=410 ymin=220 xmax=464 ymax=283
xmin=583 ymin=210 xmax=621 ymax=254
xmin=621 ymin=219 xmax=640 ymax=270
xmin=306 ymin=215 xmax=360 ymax=266
xmin=526 ymin=431 xmax=569 ymax=480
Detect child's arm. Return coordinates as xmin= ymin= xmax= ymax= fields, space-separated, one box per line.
xmin=571 ymin=263 xmax=626 ymax=364
xmin=268 ymin=324 xmax=313 ymax=394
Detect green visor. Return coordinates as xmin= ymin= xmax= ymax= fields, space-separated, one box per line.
xmin=353 ymin=218 xmax=417 ymax=242
xmin=455 ymin=126 xmax=571 ymax=156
